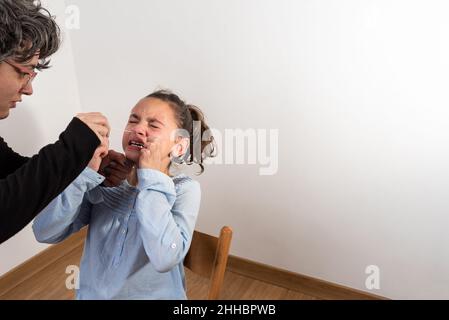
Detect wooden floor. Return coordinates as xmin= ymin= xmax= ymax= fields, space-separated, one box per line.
xmin=0 ymin=245 xmax=318 ymax=300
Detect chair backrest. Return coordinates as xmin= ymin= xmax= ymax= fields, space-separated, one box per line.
xmin=184 ymin=226 xmax=233 ymax=300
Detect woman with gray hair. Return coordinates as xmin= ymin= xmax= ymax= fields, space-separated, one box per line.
xmin=0 ymin=0 xmax=131 ymax=244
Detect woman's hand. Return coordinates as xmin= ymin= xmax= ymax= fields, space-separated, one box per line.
xmin=76 ymin=112 xmax=110 ymax=141
xmin=88 ymin=138 xmax=110 ymax=172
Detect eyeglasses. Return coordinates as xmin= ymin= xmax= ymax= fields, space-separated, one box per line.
xmin=3 ymin=60 xmax=37 ymax=88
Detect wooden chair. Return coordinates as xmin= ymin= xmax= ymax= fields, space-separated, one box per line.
xmin=184 ymin=226 xmax=233 ymax=300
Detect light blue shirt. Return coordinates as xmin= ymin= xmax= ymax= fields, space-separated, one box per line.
xmin=32 ymin=167 xmax=201 ymax=300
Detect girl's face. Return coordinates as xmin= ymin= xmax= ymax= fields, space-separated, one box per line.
xmin=122 ymin=97 xmax=183 ymax=166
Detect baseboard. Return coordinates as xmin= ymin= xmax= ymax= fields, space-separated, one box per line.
xmin=0 ymin=228 xmax=87 ymax=298
xmin=227 ymin=256 xmax=386 ymax=300
xmin=0 ymin=228 xmax=386 ymax=300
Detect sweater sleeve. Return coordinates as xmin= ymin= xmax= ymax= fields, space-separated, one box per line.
xmin=135 ymin=169 xmax=201 ymax=273
xmin=0 ymin=138 xmax=29 ymax=179
xmin=0 ymin=118 xmax=100 ymax=244
xmin=32 ymin=167 xmax=105 ymax=244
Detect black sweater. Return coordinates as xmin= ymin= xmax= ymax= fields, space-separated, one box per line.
xmin=0 ymin=117 xmax=100 ymax=244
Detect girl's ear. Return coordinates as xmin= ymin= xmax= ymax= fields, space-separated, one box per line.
xmin=178 ymin=137 xmax=190 ymax=157
xmin=172 ymin=137 xmax=190 ymax=158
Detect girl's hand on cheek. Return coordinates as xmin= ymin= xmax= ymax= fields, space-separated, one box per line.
xmin=138 ymin=141 xmax=165 ymax=173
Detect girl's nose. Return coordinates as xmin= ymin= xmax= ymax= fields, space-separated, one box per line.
xmin=132 ymin=124 xmax=147 ymax=136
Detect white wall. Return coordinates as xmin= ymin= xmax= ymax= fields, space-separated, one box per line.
xmin=0 ymin=0 xmax=82 ymax=276
xmin=67 ymin=0 xmax=449 ymax=299
xmin=2 ymin=0 xmax=449 ymax=300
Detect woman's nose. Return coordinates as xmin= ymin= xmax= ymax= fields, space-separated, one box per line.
xmin=20 ymin=82 xmax=33 ymax=96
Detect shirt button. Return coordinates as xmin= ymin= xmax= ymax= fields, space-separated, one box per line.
xmin=171 ymin=243 xmax=177 ymax=249
xmin=122 ymin=229 xmax=126 ymax=234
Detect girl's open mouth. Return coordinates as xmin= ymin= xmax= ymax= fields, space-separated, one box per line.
xmin=128 ymin=140 xmax=146 ymax=150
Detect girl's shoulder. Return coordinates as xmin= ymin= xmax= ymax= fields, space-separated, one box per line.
xmin=172 ymin=174 xmax=201 ymax=194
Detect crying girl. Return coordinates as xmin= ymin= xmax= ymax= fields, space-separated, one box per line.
xmin=33 ymin=90 xmax=216 ymax=300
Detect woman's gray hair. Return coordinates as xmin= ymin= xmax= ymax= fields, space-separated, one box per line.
xmin=0 ymin=0 xmax=60 ymax=70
